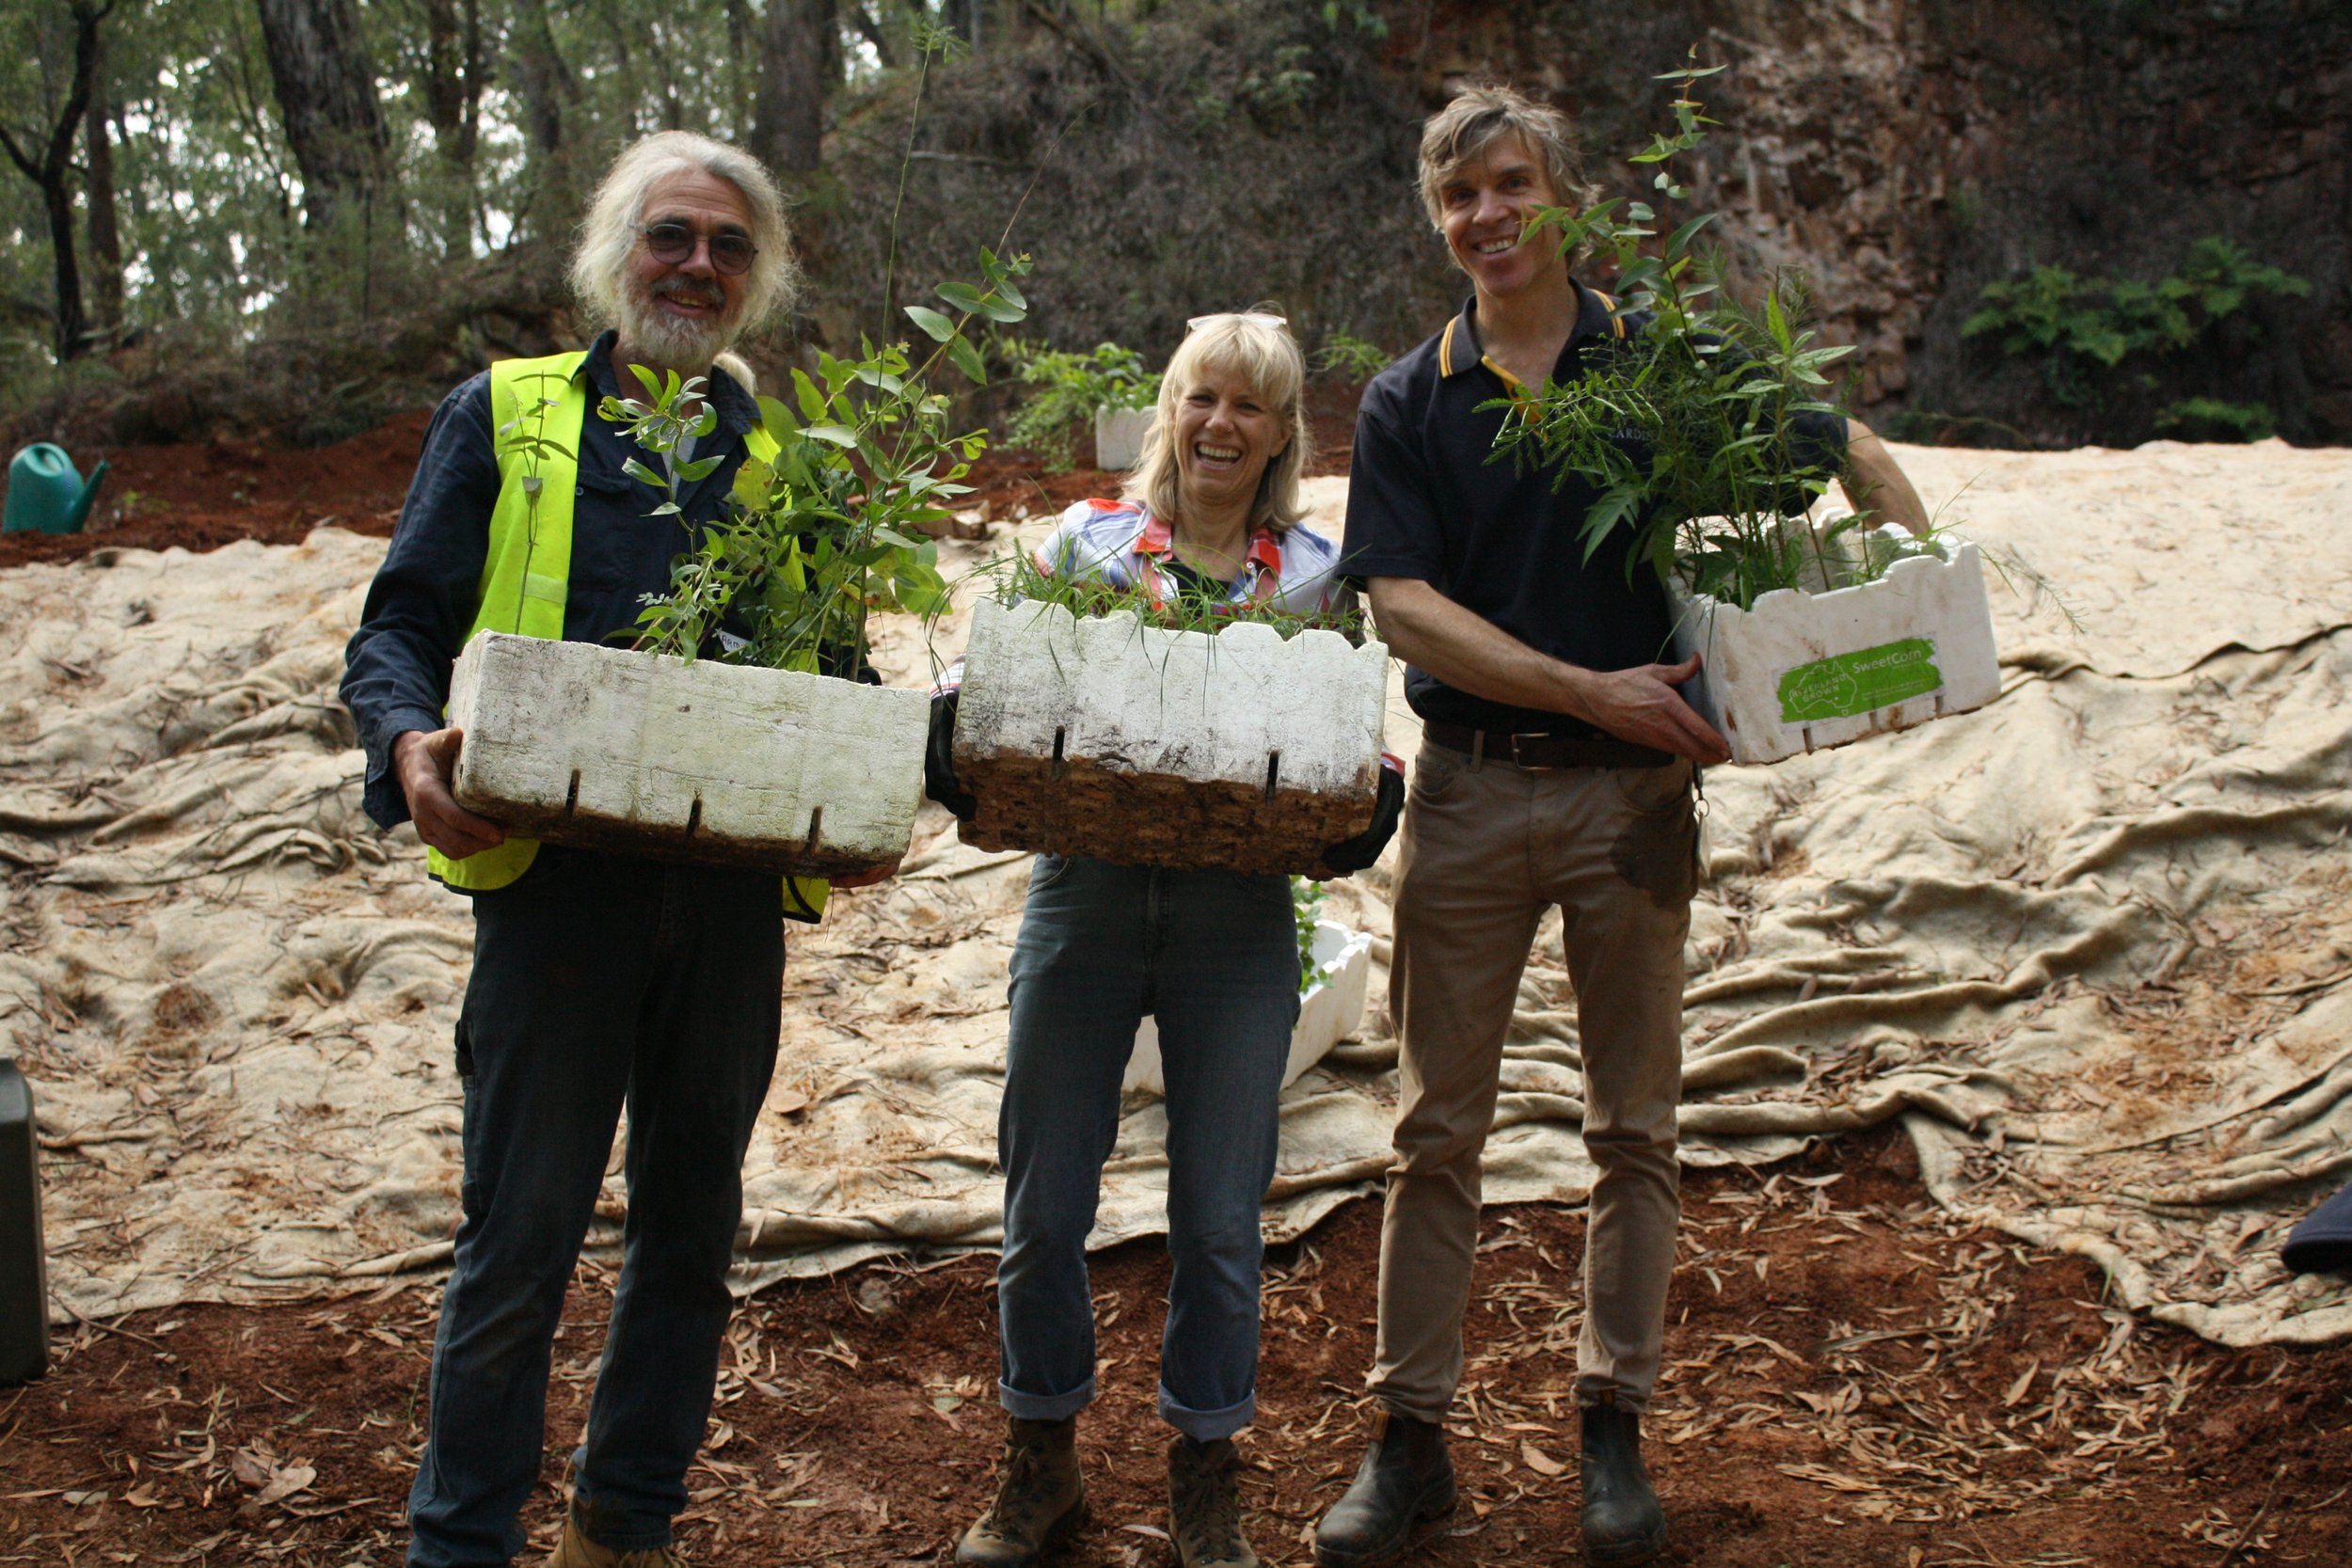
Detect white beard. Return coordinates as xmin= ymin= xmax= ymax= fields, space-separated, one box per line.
xmin=618 ymin=279 xmax=736 ymax=372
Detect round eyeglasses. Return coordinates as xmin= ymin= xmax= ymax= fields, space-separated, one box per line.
xmin=641 ymin=222 xmax=758 ymax=277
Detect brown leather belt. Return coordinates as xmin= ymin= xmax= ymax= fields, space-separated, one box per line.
xmin=1422 ymin=721 xmax=1673 ymax=771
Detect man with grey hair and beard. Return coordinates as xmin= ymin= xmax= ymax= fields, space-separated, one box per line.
xmin=343 ymin=131 xmax=855 ymax=1568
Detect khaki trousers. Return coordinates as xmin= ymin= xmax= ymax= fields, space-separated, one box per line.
xmin=1370 ymin=736 xmax=1694 ymax=1419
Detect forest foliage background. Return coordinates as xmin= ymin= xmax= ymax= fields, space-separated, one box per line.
xmin=4 ymin=0 xmax=2347 ymax=452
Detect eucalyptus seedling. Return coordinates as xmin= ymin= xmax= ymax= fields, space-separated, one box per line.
xmin=1489 ymin=53 xmax=1865 ymax=612
xmin=610 ymin=249 xmax=1034 ymax=679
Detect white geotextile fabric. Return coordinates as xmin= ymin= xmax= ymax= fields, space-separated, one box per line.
xmin=3 ymin=439 xmax=2347 ymax=1348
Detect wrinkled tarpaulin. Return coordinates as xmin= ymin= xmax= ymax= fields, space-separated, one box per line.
xmin=2 ymin=439 xmax=2346 ymax=1346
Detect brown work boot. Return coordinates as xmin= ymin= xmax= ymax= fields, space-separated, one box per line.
xmin=1167 ymin=1434 xmax=1259 ymax=1567
xmin=541 ymin=1517 xmax=690 ymax=1567
xmin=1312 ymin=1408 xmax=1454 ymax=1568
xmin=955 ymin=1415 xmax=1085 ymax=1567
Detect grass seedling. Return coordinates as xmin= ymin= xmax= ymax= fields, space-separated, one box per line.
xmin=972 ymin=547 xmax=1371 ymax=644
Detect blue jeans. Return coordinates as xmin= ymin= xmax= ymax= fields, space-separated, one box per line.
xmin=406 ymin=847 xmax=783 ymax=1568
xmin=995 ymin=854 xmax=1300 ymax=1441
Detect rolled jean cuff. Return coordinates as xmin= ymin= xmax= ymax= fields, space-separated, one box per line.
xmin=1000 ymin=1373 xmax=1095 ymax=1424
xmin=568 ymin=1498 xmax=673 ymax=1556
xmin=1159 ymin=1384 xmax=1255 ymax=1443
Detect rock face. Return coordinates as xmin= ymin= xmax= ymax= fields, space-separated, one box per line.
xmin=1413 ymin=0 xmax=2352 ymax=445
xmin=448 ymin=632 xmax=929 ymax=877
xmin=952 ymin=599 xmax=1390 ymax=874
xmin=855 ymin=1 xmax=2344 ymax=451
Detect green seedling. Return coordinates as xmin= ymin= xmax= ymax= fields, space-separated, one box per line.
xmin=973 ymin=547 xmax=1369 ymax=645
xmin=1001 ymin=340 xmax=1161 ymax=472
xmin=1487 ymin=51 xmax=1865 ymax=614
xmin=1292 ymin=875 xmax=1327 ymax=991
xmin=607 ymin=248 xmax=1033 ymax=677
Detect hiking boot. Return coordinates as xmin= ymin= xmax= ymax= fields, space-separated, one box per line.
xmin=1168 ymin=1434 xmax=1258 ymax=1568
xmin=1311 ymin=1408 xmax=1454 ymax=1568
xmin=955 ymin=1415 xmax=1085 ymax=1567
xmin=541 ymin=1517 xmax=690 ymax=1567
xmin=1579 ymin=1395 xmax=1665 ymax=1564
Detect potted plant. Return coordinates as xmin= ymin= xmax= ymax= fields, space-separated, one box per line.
xmin=1004 ymin=340 xmax=1162 ymax=471
xmin=1123 ymin=879 xmax=1375 ymax=1096
xmin=1494 ymin=57 xmax=2001 ymax=764
xmin=448 ymin=252 xmax=1035 ymax=875
xmin=949 ymin=571 xmax=1391 ymax=875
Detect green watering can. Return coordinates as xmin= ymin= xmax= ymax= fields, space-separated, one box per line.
xmin=3 ymin=443 xmax=109 ymax=535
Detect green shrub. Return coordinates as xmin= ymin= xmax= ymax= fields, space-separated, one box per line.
xmin=1491 ymin=55 xmax=1860 ymax=611
xmin=1315 ymin=328 xmax=1392 ymax=382
xmin=2154 ymin=397 xmax=2275 ymax=443
xmin=603 ymin=249 xmax=1029 ymax=676
xmin=1002 ymin=340 xmax=1160 ymax=471
xmin=1292 ymin=876 xmax=1326 ymax=990
xmin=1962 ymin=237 xmax=2308 ymax=409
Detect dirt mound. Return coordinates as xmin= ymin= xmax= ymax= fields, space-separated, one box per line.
xmin=0 ymin=410 xmax=432 ymax=570
xmin=1 ymin=384 xmax=1364 ymax=574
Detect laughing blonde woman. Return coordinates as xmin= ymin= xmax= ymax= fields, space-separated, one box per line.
xmin=930 ymin=313 xmax=1399 ymax=1568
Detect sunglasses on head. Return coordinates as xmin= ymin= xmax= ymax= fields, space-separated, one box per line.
xmin=641 ymin=222 xmax=758 ymax=277
xmin=1186 ymin=311 xmax=1288 ymax=333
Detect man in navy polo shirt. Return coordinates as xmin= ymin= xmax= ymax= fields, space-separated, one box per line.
xmin=1314 ymin=85 xmax=1927 ymax=1568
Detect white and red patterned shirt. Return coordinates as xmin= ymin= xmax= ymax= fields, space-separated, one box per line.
xmin=1030 ymin=497 xmax=1356 ymax=614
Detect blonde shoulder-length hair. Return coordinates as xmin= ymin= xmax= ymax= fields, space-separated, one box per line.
xmin=1125 ymin=313 xmax=1312 ymax=535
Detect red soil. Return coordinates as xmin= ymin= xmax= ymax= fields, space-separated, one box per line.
xmin=6 ymin=1128 xmax=2346 ymax=1567
xmin=0 ymin=388 xmax=1365 ymax=571
xmin=0 ymin=412 xmax=429 ymax=570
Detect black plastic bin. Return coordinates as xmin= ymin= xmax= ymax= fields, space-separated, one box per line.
xmin=0 ymin=1058 xmax=46 ymax=1385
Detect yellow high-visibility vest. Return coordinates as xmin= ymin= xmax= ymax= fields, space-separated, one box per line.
xmin=426 ymin=351 xmax=828 ymax=921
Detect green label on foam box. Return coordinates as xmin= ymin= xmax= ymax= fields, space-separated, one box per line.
xmin=1776 ymin=638 xmax=1944 ymax=724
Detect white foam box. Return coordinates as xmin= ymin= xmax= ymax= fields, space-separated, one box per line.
xmin=953 ymin=597 xmax=1390 ymax=874
xmin=1093 ymin=405 xmax=1154 ymax=470
xmin=1669 ymin=542 xmax=2001 ymax=765
xmin=1124 ymin=921 xmax=1373 ymax=1097
xmin=447 ymin=631 xmax=928 ymax=875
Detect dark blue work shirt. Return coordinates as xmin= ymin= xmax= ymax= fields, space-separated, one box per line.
xmin=1343 ymin=283 xmax=1847 ymax=736
xmin=340 ymin=331 xmax=760 ymax=830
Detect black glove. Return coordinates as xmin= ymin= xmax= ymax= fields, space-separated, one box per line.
xmin=925 ymin=689 xmax=977 ymax=821
xmin=1318 ymin=759 xmax=1405 ymax=877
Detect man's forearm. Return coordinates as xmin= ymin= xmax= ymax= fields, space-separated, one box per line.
xmin=1367 ymin=577 xmax=1592 ymax=721
xmin=1839 ymin=419 xmax=1931 ymax=535
xmin=1367 ymin=577 xmax=1731 ymax=762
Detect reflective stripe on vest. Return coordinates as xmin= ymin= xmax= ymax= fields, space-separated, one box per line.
xmin=427 ymin=353 xmax=828 ymax=920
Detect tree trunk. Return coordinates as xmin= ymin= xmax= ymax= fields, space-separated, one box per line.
xmin=723 ymin=0 xmax=758 ymax=125
xmin=252 ymin=0 xmax=392 ymax=232
xmin=506 ymin=0 xmax=582 ymax=244
xmin=509 ymin=0 xmax=572 ymax=158
xmin=943 ymin=0 xmax=978 ymax=49
xmin=417 ymin=0 xmax=486 ymax=252
xmin=753 ymin=0 xmax=836 ymax=180
xmin=0 ymin=0 xmax=113 ymax=360
xmin=85 ymin=39 xmax=124 ymax=336
xmin=419 ymin=0 xmax=485 ymax=174
xmin=38 ymin=181 xmax=88 ymax=361
xmin=848 ymin=5 xmax=895 ymax=69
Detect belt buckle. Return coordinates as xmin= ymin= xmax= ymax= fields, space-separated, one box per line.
xmin=1507 ymin=733 xmax=1560 ymax=772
